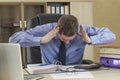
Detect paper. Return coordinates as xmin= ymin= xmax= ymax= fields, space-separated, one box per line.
xmin=50 ymin=71 xmax=94 ymax=79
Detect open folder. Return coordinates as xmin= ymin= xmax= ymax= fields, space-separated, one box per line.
xmin=26 ymin=64 xmax=58 ymax=74
xmin=26 ymin=63 xmax=104 ymax=74
xmin=26 ymin=64 xmax=87 ymax=74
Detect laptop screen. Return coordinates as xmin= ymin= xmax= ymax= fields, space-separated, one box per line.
xmin=0 ymin=43 xmax=24 ymax=80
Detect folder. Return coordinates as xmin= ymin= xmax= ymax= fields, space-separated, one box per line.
xmin=51 ymin=5 xmax=56 ymax=14
xmin=100 ymin=57 xmax=120 ymax=68
xmin=55 ymin=5 xmax=60 ymax=14
xmin=64 ymin=5 xmax=69 ymax=14
xmin=60 ymin=5 xmax=64 ymax=14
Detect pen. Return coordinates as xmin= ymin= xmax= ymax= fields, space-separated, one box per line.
xmin=39 ymin=63 xmax=49 ymax=66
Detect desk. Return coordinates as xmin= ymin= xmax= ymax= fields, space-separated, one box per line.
xmin=24 ymin=68 xmax=120 ymax=80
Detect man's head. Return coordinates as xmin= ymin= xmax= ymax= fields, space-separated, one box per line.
xmin=57 ymin=15 xmax=79 ymax=44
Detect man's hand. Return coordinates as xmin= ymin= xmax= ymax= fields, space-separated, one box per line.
xmin=77 ymin=25 xmax=91 ymax=44
xmin=40 ymin=25 xmax=59 ymax=43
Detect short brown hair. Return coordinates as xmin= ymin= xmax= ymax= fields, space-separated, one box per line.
xmin=57 ymin=15 xmax=79 ymax=36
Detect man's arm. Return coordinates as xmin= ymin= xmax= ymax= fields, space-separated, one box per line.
xmin=9 ymin=23 xmax=57 ymax=47
xmin=40 ymin=25 xmax=59 ymax=43
xmin=77 ymin=25 xmax=116 ymax=45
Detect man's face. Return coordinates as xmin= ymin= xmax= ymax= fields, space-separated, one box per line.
xmin=58 ymin=34 xmax=76 ymax=44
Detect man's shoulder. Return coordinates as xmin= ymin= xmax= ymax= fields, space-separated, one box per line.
xmin=43 ymin=22 xmax=57 ymax=25
xmin=35 ymin=22 xmax=57 ymax=29
xmin=41 ymin=22 xmax=57 ymax=27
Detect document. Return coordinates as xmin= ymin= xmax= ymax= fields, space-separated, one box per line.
xmin=50 ymin=71 xmax=94 ymax=79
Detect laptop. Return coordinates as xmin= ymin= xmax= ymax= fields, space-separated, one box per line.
xmin=0 ymin=43 xmax=24 ymax=80
xmin=0 ymin=43 xmax=43 ymax=80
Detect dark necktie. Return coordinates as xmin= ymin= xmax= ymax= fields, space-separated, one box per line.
xmin=58 ymin=41 xmax=66 ymax=65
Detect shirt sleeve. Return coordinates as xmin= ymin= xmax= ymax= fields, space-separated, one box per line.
xmin=9 ymin=23 xmax=55 ymax=47
xmin=83 ymin=25 xmax=116 ymax=45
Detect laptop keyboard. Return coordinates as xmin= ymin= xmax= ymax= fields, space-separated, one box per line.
xmin=24 ymin=74 xmax=44 ymax=80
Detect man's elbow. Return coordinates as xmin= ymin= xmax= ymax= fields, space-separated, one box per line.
xmin=8 ymin=37 xmax=20 ymax=43
xmin=111 ymin=34 xmax=116 ymax=42
xmin=108 ymin=33 xmax=116 ymax=43
xmin=8 ymin=37 xmax=13 ymax=43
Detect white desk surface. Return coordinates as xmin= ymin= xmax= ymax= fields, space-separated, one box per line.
xmin=24 ymin=68 xmax=120 ymax=80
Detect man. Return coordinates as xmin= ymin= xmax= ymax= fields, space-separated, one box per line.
xmin=9 ymin=15 xmax=116 ymax=65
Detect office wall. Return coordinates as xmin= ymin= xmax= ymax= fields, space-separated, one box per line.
xmin=93 ymin=0 xmax=120 ymax=62
xmin=71 ymin=2 xmax=93 ymax=61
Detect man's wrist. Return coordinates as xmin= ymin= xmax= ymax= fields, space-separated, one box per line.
xmin=40 ymin=37 xmax=46 ymax=43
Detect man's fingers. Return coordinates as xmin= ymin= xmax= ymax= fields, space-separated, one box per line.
xmin=54 ymin=25 xmax=59 ymax=29
xmin=76 ymin=32 xmax=82 ymax=37
xmin=77 ymin=25 xmax=86 ymax=38
xmin=54 ymin=25 xmax=59 ymax=31
xmin=79 ymin=25 xmax=91 ymax=43
xmin=80 ymin=25 xmax=85 ymax=34
xmin=79 ymin=25 xmax=87 ymax=40
xmin=80 ymin=25 xmax=83 ymax=31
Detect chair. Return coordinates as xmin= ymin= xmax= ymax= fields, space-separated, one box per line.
xmin=26 ymin=14 xmax=63 ymax=64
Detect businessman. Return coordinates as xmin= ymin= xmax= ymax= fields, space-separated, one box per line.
xmin=9 ymin=15 xmax=116 ymax=65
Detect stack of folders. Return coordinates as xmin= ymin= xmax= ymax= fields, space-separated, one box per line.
xmin=47 ymin=4 xmax=69 ymax=14
xmin=99 ymin=46 xmax=120 ymax=68
xmin=26 ymin=64 xmax=58 ymax=74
